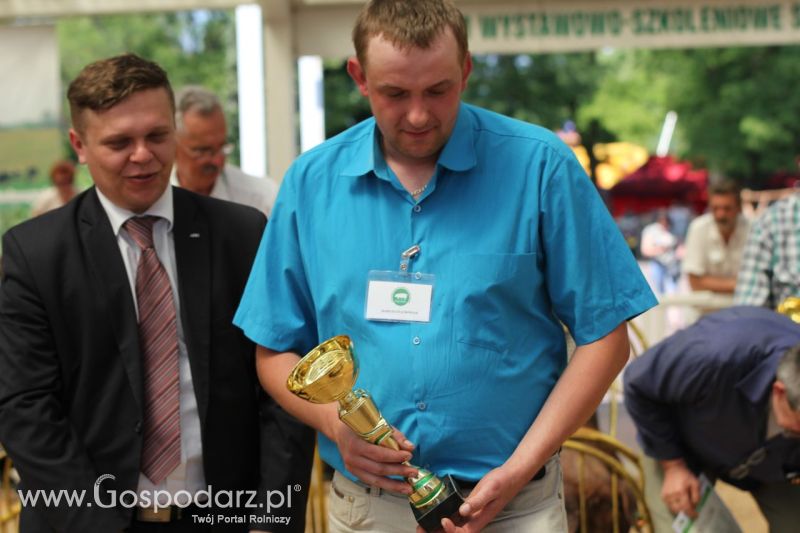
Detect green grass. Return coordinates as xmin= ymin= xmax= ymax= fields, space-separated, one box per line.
xmin=0 ymin=203 xmax=32 ymax=240
xmin=0 ymin=127 xmax=68 ymax=189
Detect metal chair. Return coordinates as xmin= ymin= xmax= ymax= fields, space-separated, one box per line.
xmin=306 ymin=445 xmax=328 ymax=533
xmin=564 ymin=427 xmax=652 ymax=533
xmin=0 ymin=446 xmax=20 ymax=533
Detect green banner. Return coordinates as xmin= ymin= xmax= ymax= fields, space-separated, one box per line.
xmin=465 ymin=2 xmax=800 ymax=44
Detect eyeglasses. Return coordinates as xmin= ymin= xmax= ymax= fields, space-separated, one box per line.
xmin=180 ymin=143 xmax=234 ymax=160
xmin=728 ymin=446 xmax=767 ymax=480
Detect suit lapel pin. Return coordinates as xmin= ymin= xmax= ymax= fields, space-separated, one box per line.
xmin=189 ymin=233 xmax=201 ymax=238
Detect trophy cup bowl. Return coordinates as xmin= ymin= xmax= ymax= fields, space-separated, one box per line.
xmin=287 ymin=335 xmax=465 ymax=532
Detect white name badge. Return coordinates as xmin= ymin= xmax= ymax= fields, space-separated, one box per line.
xmin=365 ymin=271 xmax=434 ymax=323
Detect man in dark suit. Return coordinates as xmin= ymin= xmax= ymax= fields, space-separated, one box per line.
xmin=624 ymin=306 xmax=800 ymax=533
xmin=0 ymin=54 xmax=313 ymax=533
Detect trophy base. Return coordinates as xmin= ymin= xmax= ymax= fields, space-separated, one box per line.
xmin=411 ymin=475 xmax=465 ymax=533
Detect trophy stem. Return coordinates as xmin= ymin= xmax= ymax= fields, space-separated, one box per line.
xmin=335 ymin=391 xmax=451 ymax=512
xmin=337 ymin=389 xmax=398 ymax=449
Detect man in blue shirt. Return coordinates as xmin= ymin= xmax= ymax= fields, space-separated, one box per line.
xmin=624 ymin=306 xmax=800 ymax=533
xmin=235 ymin=1 xmax=656 ymax=531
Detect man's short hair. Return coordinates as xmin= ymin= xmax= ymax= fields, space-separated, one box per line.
xmin=352 ymin=0 xmax=468 ymax=69
xmin=777 ymin=343 xmax=800 ymax=410
xmin=708 ymin=178 xmax=741 ymax=202
xmin=175 ymin=85 xmax=223 ymax=132
xmin=67 ymin=53 xmax=174 ymax=133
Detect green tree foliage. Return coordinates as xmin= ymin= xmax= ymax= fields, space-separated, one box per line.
xmin=323 ymin=59 xmax=371 ymax=138
xmin=57 ymin=10 xmax=239 ymax=157
xmin=580 ymin=49 xmax=672 ymax=153
xmin=648 ymin=46 xmax=800 ymax=185
xmin=464 ymin=53 xmax=598 ymax=130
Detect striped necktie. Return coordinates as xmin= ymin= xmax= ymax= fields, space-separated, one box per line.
xmin=125 ymin=216 xmax=181 ymax=484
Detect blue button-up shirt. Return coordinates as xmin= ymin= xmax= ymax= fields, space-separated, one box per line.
xmin=235 ymin=103 xmax=656 ymax=481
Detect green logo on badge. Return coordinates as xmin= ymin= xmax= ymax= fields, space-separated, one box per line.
xmin=392 ymin=287 xmax=410 ymax=306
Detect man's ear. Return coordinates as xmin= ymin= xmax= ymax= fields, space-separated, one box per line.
xmin=68 ymin=128 xmax=88 ymax=164
xmin=347 ymin=56 xmax=369 ymax=97
xmin=772 ymin=380 xmax=790 ymax=417
xmin=461 ymin=52 xmax=473 ymax=90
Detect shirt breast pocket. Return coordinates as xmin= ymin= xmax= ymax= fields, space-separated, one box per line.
xmin=452 ymin=252 xmax=539 ymax=354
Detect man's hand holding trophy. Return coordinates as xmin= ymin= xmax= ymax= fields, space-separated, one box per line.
xmin=286 ymin=335 xmax=465 ymax=532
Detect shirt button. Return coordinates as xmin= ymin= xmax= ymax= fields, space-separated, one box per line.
xmin=134 ymin=421 xmax=142 ymax=434
xmin=413 ymin=205 xmax=422 ymax=213
xmin=417 ymin=402 xmax=427 ymax=411
xmin=412 ymin=336 xmax=421 ymax=345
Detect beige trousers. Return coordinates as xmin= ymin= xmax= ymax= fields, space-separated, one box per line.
xmin=328 ymin=454 xmax=566 ymax=532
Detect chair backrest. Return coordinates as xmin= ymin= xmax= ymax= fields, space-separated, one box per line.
xmin=563 ymin=427 xmax=653 ymax=533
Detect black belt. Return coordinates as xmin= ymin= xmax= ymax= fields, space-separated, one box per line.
xmin=134 ymin=503 xmax=202 ymax=523
xmin=344 ymin=464 xmax=547 ymax=496
xmin=455 ymin=464 xmax=546 ymax=490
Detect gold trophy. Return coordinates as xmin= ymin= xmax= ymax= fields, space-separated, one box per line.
xmin=287 ymin=335 xmax=464 ymax=532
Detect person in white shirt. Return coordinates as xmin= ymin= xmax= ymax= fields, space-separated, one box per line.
xmin=172 ymin=85 xmax=278 ymax=216
xmin=683 ymin=180 xmax=750 ymax=293
xmin=640 ymin=210 xmax=681 ymax=294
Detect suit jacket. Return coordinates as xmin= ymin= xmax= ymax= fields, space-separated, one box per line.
xmin=624 ymin=306 xmax=800 ymax=490
xmin=0 ymin=187 xmax=314 ymax=532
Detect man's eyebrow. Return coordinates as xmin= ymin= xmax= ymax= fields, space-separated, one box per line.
xmin=428 ymin=80 xmax=453 ymax=90
xmin=377 ymin=79 xmax=453 ymax=92
xmin=100 ymin=133 xmax=130 ymax=143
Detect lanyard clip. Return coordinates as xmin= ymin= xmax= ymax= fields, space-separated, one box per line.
xmin=400 ymin=244 xmax=421 ymax=271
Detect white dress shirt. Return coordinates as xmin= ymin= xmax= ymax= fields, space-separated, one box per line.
xmin=171 ymin=163 xmax=279 ymax=216
xmin=95 ymin=185 xmax=206 ymax=497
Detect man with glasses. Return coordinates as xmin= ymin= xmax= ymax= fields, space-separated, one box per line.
xmin=624 ymin=306 xmax=800 ymax=532
xmin=172 ymin=86 xmax=278 ymax=216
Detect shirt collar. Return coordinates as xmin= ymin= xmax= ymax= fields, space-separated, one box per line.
xmin=340 ymin=103 xmax=478 ymax=180
xmin=95 ymin=184 xmax=174 ymax=236
xmin=211 ymin=166 xmax=230 ymax=200
xmin=171 ymin=164 xmax=229 ymax=199
xmin=736 ymin=351 xmax=781 ymax=406
xmin=437 ymin=103 xmax=477 ymax=172
xmin=340 ymin=121 xmax=378 ymax=178
xmin=169 ymin=165 xmax=180 ymax=187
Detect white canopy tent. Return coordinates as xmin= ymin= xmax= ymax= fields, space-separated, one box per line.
xmin=3 ymin=0 xmax=800 ymax=179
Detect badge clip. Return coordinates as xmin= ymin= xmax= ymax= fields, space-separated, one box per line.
xmin=400 ymin=244 xmax=420 ymax=272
